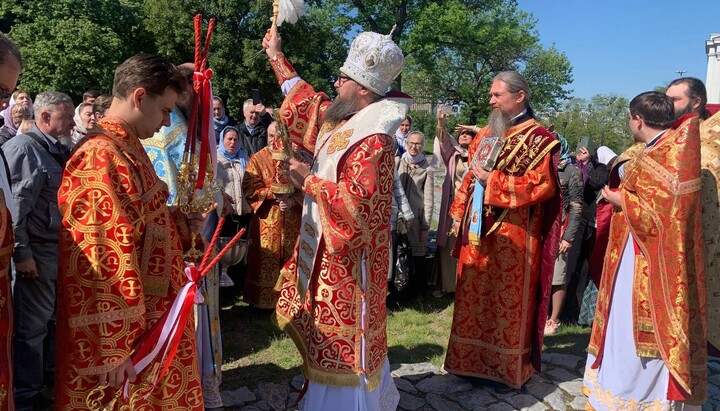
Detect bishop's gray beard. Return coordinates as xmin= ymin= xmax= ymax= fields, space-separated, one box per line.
xmin=487 ymin=109 xmax=511 ymax=137
xmin=323 ymin=94 xmax=362 ymax=128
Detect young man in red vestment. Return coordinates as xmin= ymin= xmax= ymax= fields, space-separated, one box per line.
xmin=262 ymin=24 xmax=409 ymax=410
xmin=0 ymin=33 xmax=22 ymax=411
xmin=446 ymin=71 xmax=562 ymax=389
xmin=55 ymin=54 xmax=205 ymax=410
xmin=583 ymin=92 xmax=707 ymax=409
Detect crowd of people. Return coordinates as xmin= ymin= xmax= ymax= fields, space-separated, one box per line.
xmin=0 ymin=16 xmax=718 ymax=411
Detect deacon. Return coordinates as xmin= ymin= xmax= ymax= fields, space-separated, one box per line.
xmin=445 ymin=71 xmax=562 ymax=388
xmin=241 ymin=121 xmax=303 ymax=309
xmin=262 ymin=23 xmax=409 ymax=410
xmin=54 ymin=55 xmax=204 ymax=410
xmin=583 ymin=92 xmax=707 ymax=409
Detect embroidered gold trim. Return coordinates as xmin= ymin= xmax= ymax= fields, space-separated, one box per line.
xmin=69 ymin=305 xmax=146 ymax=328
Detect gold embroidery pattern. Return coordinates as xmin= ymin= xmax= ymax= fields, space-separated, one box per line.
xmin=69 ymin=305 xmax=146 ymax=328
xmin=589 ymin=116 xmax=707 ymax=403
xmin=275 ymin=134 xmax=395 ymax=390
xmin=584 ymin=366 xmax=668 ymax=411
xmin=55 ymin=119 xmax=203 ymax=410
xmin=700 ymin=111 xmax=720 ymax=351
xmin=326 ymin=129 xmax=353 ymax=155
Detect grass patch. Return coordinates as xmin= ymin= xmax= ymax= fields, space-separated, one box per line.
xmin=219 ymin=293 xmax=592 ymax=389
xmin=542 ymin=322 xmax=592 ymax=357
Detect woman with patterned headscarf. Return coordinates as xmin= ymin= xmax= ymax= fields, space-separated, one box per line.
xmin=545 ymin=133 xmax=584 ymax=335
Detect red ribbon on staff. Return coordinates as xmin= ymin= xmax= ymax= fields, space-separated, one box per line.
xmin=123 ymin=220 xmax=245 ymax=400
xmin=184 ymin=14 xmax=216 ymax=193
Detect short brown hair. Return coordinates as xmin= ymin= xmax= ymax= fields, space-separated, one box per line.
xmin=629 ymin=91 xmax=675 ymax=129
xmin=112 ymin=54 xmax=184 ymax=99
xmin=92 ymin=93 xmax=113 ymax=115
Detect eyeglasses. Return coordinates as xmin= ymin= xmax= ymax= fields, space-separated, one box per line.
xmin=336 ymin=74 xmax=354 ymax=86
xmin=407 ymin=142 xmax=424 ymax=147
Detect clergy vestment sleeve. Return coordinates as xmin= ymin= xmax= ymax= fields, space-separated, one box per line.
xmin=273 ymin=54 xmax=331 ymax=155
xmin=303 ymin=134 xmax=395 ymax=253
xmin=59 ymin=142 xmax=147 ymax=376
xmin=484 ymin=153 xmax=556 ymax=209
xmin=242 ymin=152 xmax=273 ymax=213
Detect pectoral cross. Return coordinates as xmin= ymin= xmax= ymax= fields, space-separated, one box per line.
xmin=484 ymin=206 xmax=494 ymax=217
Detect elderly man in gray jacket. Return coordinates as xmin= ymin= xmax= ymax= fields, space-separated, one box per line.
xmin=3 ymin=90 xmax=73 ymax=410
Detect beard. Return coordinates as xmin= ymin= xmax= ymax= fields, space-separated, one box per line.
xmin=675 ymin=102 xmax=694 ymax=118
xmin=323 ymin=93 xmax=362 ymax=127
xmin=487 ymin=109 xmax=511 ymax=137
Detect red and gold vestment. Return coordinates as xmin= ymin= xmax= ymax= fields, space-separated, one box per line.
xmin=270 ymin=54 xmax=408 ymax=390
xmin=588 ymin=114 xmax=707 ymax=404
xmin=445 ymin=118 xmax=561 ymax=388
xmin=242 ymin=146 xmax=302 ymax=309
xmin=699 ymin=111 xmax=720 ymax=353
xmin=55 ymin=118 xmax=203 ymax=410
xmin=0 ymin=192 xmax=13 ymax=411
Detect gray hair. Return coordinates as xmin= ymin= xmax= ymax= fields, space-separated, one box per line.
xmin=493 ymin=71 xmax=530 ymax=104
xmin=34 ymin=91 xmax=73 ymax=117
xmin=243 ymin=98 xmax=253 ymax=112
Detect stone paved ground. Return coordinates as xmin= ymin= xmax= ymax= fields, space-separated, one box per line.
xmin=220 ymin=355 xmax=720 ymax=410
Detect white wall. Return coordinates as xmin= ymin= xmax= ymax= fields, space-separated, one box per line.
xmin=708 ymin=33 xmax=720 ymax=104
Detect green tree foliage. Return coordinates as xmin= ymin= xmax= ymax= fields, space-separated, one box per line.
xmin=402 ymin=0 xmax=572 ymax=123
xmin=142 ymin=0 xmax=348 ymax=119
xmin=2 ymin=0 xmax=150 ymax=102
xmin=2 ymin=0 xmax=571 ymax=123
xmin=541 ymin=93 xmax=632 ymax=154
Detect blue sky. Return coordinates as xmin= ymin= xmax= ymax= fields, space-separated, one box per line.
xmin=517 ymin=0 xmax=719 ymax=99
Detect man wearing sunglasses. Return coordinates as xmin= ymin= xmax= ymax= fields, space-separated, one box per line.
xmin=261 ymin=24 xmax=410 ymax=411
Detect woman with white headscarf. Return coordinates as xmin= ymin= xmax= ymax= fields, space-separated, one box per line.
xmin=71 ymin=102 xmax=96 ymax=147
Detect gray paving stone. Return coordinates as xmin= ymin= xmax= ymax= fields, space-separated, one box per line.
xmin=286 ymin=392 xmax=300 ymax=409
xmin=544 ymin=367 xmax=581 ymax=383
xmin=392 ymin=362 xmax=442 ymax=381
xmin=708 ymin=381 xmax=720 ymax=396
xmin=426 ymin=393 xmax=464 ymax=411
xmin=239 ymin=407 xmax=263 ymax=411
xmin=254 ymin=383 xmax=288 ymax=411
xmin=221 ymin=387 xmax=257 ymax=407
xmin=394 ymin=377 xmax=418 ymax=394
xmin=543 ymin=390 xmax=569 ymax=411
xmin=505 ymin=393 xmax=546 ymax=410
xmin=254 ymin=400 xmax=270 ymax=411
xmin=708 ymin=360 xmax=720 ymax=375
xmin=485 ymin=402 xmax=516 ymax=411
xmin=455 ymin=388 xmax=497 ymax=410
xmin=525 ymin=375 xmax=558 ymax=400
xmin=557 ymin=380 xmax=584 ymax=397
xmin=542 ymin=353 xmax=583 ymax=370
xmin=398 ymin=390 xmax=426 ymax=411
xmin=415 ymin=374 xmax=473 ymax=395
xmin=710 ymin=374 xmax=720 ymax=386
xmin=524 ymin=404 xmax=551 ymax=411
xmin=290 ymin=374 xmax=304 ymax=391
xmin=569 ymin=396 xmax=587 ymax=410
